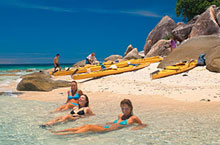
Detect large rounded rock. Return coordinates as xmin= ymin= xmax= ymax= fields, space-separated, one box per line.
xmin=0 ymin=74 xmax=18 ymax=76
xmin=21 ymin=71 xmax=51 ymax=79
xmin=17 ymin=72 xmax=71 ymax=91
xmin=206 ymin=45 xmax=220 ymax=72
xmin=158 ymin=35 xmax=220 ymax=68
xmin=146 ymin=39 xmax=170 ymax=57
xmin=144 ymin=15 xmax=176 ymax=55
xmin=190 ymin=6 xmax=220 ymax=37
xmin=17 ymin=78 xmax=71 ymax=91
xmin=17 ymin=78 xmax=54 ymax=91
xmin=217 ymin=7 xmax=220 ymax=26
xmin=123 ymin=48 xmax=141 ymax=60
xmin=124 ymin=44 xmax=134 ymax=56
xmin=187 ymin=15 xmax=200 ymax=25
xmin=6 ymin=70 xmax=21 ymax=73
xmin=172 ymin=23 xmax=193 ymax=41
xmin=73 ymin=60 xmax=86 ymax=67
xmin=104 ymin=55 xmax=122 ymax=62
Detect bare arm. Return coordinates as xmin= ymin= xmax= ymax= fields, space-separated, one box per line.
xmin=130 ymin=116 xmax=147 ymax=130
xmin=53 ymin=57 xmax=58 ymax=66
xmin=106 ymin=115 xmax=120 ymax=125
xmin=78 ymin=90 xmax=83 ymax=96
xmin=84 ymin=108 xmax=95 ymax=116
xmin=65 ymin=90 xmax=70 ymax=103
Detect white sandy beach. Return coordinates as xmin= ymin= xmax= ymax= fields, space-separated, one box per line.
xmin=11 ymin=62 xmax=219 ymax=103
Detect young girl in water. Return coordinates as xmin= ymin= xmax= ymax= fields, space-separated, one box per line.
xmin=50 ymin=99 xmax=146 ymax=135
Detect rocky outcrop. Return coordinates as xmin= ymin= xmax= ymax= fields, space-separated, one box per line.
xmin=26 ymin=69 xmax=33 ymax=72
xmin=217 ymin=7 xmax=220 ymax=26
xmin=17 ymin=71 xmax=71 ymax=91
xmin=158 ymin=35 xmax=220 ymax=68
xmin=21 ymin=71 xmax=51 ymax=79
xmin=144 ymin=15 xmax=176 ymax=55
xmin=104 ymin=55 xmax=122 ymax=62
xmin=0 ymin=74 xmax=18 ymax=76
xmin=206 ymin=45 xmax=220 ymax=72
xmin=73 ymin=60 xmax=86 ymax=67
xmin=146 ymin=39 xmax=170 ymax=57
xmin=123 ymin=48 xmax=141 ymax=60
xmin=172 ymin=23 xmax=193 ymax=41
xmin=138 ymin=51 xmax=145 ymax=58
xmin=190 ymin=6 xmax=220 ymax=37
xmin=187 ymin=15 xmax=200 ymax=25
xmin=124 ymin=44 xmax=134 ymax=56
xmin=6 ymin=70 xmax=21 ymax=73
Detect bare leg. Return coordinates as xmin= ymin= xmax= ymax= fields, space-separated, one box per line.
xmin=52 ymin=126 xmax=86 ymax=133
xmin=51 ymin=124 xmax=107 ymax=135
xmin=44 ymin=114 xmax=79 ymax=126
xmin=54 ymin=104 xmax=67 ymax=113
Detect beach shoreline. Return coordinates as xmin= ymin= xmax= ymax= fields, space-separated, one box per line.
xmin=1 ymin=63 xmax=220 ymax=144
xmin=2 ymin=61 xmax=220 ymax=104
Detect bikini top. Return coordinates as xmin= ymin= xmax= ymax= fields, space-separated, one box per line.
xmin=68 ymin=89 xmax=80 ymax=100
xmin=70 ymin=109 xmax=85 ymax=116
xmin=113 ymin=118 xmax=128 ymax=125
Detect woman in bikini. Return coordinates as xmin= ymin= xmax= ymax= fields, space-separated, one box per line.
xmin=54 ymin=81 xmax=83 ymax=112
xmin=50 ymin=99 xmax=146 ymax=135
xmin=41 ymin=94 xmax=94 ymax=127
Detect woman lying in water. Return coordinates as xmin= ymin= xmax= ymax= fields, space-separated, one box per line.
xmin=41 ymin=94 xmax=94 ymax=127
xmin=54 ymin=81 xmax=83 ymax=112
xmin=50 ymin=99 xmax=146 ymax=135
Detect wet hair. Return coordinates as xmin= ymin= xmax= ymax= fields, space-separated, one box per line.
xmin=70 ymin=81 xmax=78 ymax=95
xmin=56 ymin=54 xmax=60 ymax=56
xmin=120 ymin=99 xmax=133 ymax=120
xmin=71 ymin=81 xmax=77 ymax=85
xmin=79 ymin=94 xmax=89 ymax=108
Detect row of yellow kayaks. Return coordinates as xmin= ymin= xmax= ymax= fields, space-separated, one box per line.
xmin=151 ymin=60 xmax=198 ymax=79
xmin=50 ymin=56 xmax=163 ymax=76
xmin=72 ymin=63 xmax=150 ymax=80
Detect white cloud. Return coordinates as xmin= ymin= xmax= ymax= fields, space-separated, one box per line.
xmin=2 ymin=1 xmax=161 ymax=18
xmin=120 ymin=10 xmax=162 ymax=18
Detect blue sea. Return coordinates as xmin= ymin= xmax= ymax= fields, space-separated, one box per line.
xmin=0 ymin=63 xmax=73 ymax=72
xmin=0 ymin=63 xmax=73 ymax=92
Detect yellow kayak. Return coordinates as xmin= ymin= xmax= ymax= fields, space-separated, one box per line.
xmin=72 ymin=63 xmax=150 ymax=80
xmin=151 ymin=60 xmax=197 ymax=79
xmin=50 ymin=61 xmax=130 ymax=76
xmin=50 ymin=56 xmax=162 ymax=76
xmin=128 ymin=56 xmax=163 ymax=64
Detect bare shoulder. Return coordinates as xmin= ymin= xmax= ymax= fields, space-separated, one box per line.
xmin=118 ymin=114 xmax=123 ymax=118
xmin=78 ymin=90 xmax=83 ymax=95
xmin=84 ymin=107 xmax=95 ymax=115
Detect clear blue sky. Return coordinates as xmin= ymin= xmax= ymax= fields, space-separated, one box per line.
xmin=0 ymin=0 xmax=182 ymax=64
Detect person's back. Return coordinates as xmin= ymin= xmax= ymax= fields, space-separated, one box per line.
xmin=86 ymin=53 xmax=96 ymax=64
xmin=53 ymin=54 xmax=61 ymax=72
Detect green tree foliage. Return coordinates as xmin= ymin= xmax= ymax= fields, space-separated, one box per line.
xmin=176 ymin=0 xmax=220 ymax=22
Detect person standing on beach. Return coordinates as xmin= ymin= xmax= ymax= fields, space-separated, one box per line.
xmin=53 ymin=54 xmax=61 ymax=72
xmin=86 ymin=53 xmax=96 ymax=65
xmin=169 ymin=36 xmax=176 ymax=52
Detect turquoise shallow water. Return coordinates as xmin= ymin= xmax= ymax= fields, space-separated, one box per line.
xmin=1 ymin=95 xmax=220 ymax=145
xmin=0 ymin=63 xmax=73 ymax=71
